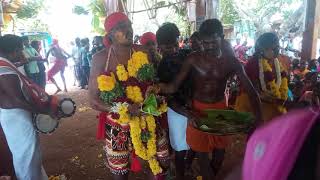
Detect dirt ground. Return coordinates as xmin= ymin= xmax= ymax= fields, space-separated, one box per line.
xmin=2 ymin=89 xmax=246 ymax=180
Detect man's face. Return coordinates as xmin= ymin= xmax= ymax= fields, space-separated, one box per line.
xmin=23 ymin=39 xmax=29 ymax=47
xmin=201 ymin=33 xmax=222 ymax=55
xmin=190 ymin=37 xmax=202 ymax=52
xmin=158 ymin=42 xmax=179 ymax=57
xmin=9 ymin=47 xmax=25 ymax=63
xmin=111 ymin=20 xmax=133 ymax=46
xmin=262 ymin=42 xmax=280 ymax=60
xmin=144 ymin=41 xmax=157 ymax=54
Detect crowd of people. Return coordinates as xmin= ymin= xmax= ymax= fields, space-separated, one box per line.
xmin=1 ymin=11 xmax=320 ymax=180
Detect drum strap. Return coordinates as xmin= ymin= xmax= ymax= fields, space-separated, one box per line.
xmin=0 ymin=58 xmax=56 ymax=112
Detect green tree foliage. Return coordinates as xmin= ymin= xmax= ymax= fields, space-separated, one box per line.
xmin=72 ymin=0 xmax=106 ymax=35
xmin=231 ymin=0 xmax=304 ymax=38
xmin=16 ymin=0 xmax=44 ymax=19
xmin=219 ymin=0 xmax=240 ymax=25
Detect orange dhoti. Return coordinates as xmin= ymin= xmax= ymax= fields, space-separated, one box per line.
xmin=186 ymin=100 xmax=231 ymax=152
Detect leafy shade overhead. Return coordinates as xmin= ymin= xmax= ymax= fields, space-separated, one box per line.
xmin=72 ymin=0 xmax=106 ymax=35
xmin=219 ymin=0 xmax=240 ymax=25
xmin=73 ymin=5 xmax=89 ymax=15
xmin=232 ymin=0 xmax=304 ymax=38
xmin=16 ymin=0 xmax=44 ymax=19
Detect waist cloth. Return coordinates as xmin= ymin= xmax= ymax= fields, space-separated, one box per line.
xmin=47 ymin=59 xmax=67 ymax=80
xmin=186 ymin=100 xmax=231 ymax=152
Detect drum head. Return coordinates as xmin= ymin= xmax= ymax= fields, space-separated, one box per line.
xmin=59 ymin=98 xmax=76 ymax=117
xmin=34 ymin=114 xmax=59 ymax=134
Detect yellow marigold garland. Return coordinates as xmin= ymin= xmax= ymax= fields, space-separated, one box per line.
xmin=97 ymin=73 xmax=116 ymax=91
xmin=118 ymin=104 xmax=131 ymax=124
xmin=129 ymin=115 xmax=162 ymax=175
xmin=126 ymin=86 xmax=144 ymax=103
xmin=127 ymin=51 xmax=149 ymax=77
xmin=116 ymin=64 xmax=129 ymax=81
xmin=260 ymin=59 xmax=288 ymax=113
xmin=158 ymin=103 xmax=168 ymax=114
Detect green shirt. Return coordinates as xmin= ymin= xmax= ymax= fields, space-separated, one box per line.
xmin=24 ymin=47 xmax=39 ymax=74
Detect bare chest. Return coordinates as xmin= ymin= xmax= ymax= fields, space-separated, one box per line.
xmin=193 ymin=57 xmax=231 ymax=80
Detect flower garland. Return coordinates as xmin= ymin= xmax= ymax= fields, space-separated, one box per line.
xmin=116 ymin=64 xmax=129 ymax=81
xmin=129 ymin=115 xmax=162 ymax=175
xmin=97 ymin=73 xmax=116 ymax=91
xmin=98 ymin=72 xmax=124 ymax=104
xmin=111 ymin=102 xmax=130 ymax=124
xmin=158 ymin=103 xmax=168 ymax=114
xmin=259 ymin=58 xmax=289 ymax=113
xmin=98 ymin=51 xmax=166 ymax=175
xmin=126 ymin=86 xmax=144 ymax=103
xmin=127 ymin=51 xmax=149 ymax=77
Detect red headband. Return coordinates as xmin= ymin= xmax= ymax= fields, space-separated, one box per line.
xmin=140 ymin=32 xmax=156 ymax=46
xmin=104 ymin=12 xmax=129 ymax=33
xmin=103 ymin=12 xmax=129 ymax=47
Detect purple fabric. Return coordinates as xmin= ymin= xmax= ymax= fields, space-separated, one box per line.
xmin=243 ymin=108 xmax=320 ymax=180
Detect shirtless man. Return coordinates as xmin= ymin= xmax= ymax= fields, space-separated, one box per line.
xmin=88 ymin=12 xmax=169 ymax=180
xmin=159 ymin=19 xmax=262 ymax=179
xmin=46 ymin=39 xmax=71 ymax=94
xmin=0 ymin=34 xmax=54 ymax=180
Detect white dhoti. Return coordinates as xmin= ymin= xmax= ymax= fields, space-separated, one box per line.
xmin=167 ymin=108 xmax=190 ymax=151
xmin=0 ymin=108 xmax=48 ymax=180
xmin=0 ymin=58 xmax=48 ymax=180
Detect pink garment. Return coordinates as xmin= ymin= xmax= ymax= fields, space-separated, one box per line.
xmin=243 ymin=108 xmax=319 ymax=180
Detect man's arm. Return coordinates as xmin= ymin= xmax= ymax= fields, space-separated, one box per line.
xmin=0 ymin=75 xmax=50 ymax=114
xmin=159 ymin=56 xmax=194 ymax=94
xmin=45 ymin=48 xmax=52 ymax=60
xmin=61 ymin=48 xmax=71 ymax=58
xmin=88 ymin=49 xmax=112 ymax=112
xmin=233 ymin=59 xmax=262 ymax=125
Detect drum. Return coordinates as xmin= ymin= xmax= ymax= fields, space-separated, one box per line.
xmin=58 ymin=98 xmax=76 ymax=118
xmin=33 ymin=98 xmax=76 ymax=134
xmin=33 ymin=114 xmax=59 ymax=134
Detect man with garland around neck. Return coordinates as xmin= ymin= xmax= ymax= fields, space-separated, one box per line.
xmin=235 ymin=32 xmax=289 ymax=122
xmin=88 ymin=12 xmax=169 ymax=180
xmin=158 ymin=19 xmax=262 ymax=180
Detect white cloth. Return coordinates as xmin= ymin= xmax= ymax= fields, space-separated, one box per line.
xmin=0 ymin=109 xmax=48 ymax=180
xmin=0 ymin=57 xmax=48 ymax=180
xmin=167 ymin=108 xmax=190 ymax=151
xmin=72 ymin=46 xmax=81 ymax=63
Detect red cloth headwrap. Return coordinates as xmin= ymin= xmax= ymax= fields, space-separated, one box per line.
xmin=140 ymin=32 xmax=156 ymax=45
xmin=104 ymin=12 xmax=129 ymax=33
xmin=103 ymin=12 xmax=129 ymax=47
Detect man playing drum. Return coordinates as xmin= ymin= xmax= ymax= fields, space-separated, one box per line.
xmin=0 ymin=35 xmax=55 ymax=180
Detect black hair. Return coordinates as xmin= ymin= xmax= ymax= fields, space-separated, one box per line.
xmin=308 ymin=59 xmax=318 ymax=71
xmin=156 ymin=22 xmax=180 ymax=45
xmin=0 ymin=34 xmax=23 ymax=54
xmin=199 ymin=19 xmax=223 ymax=38
xmin=21 ymin=36 xmax=29 ymax=42
xmin=94 ymin=36 xmax=103 ymax=42
xmin=190 ymin=31 xmax=200 ymax=41
xmin=31 ymin=40 xmax=40 ymax=51
xmin=254 ymin=32 xmax=279 ymax=57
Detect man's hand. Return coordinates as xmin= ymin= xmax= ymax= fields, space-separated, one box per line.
xmin=145 ymin=85 xmax=161 ymax=97
xmin=128 ymin=103 xmax=141 ymax=116
xmin=187 ymin=110 xmax=201 ymax=128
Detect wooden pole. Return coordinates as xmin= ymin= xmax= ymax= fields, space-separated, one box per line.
xmin=301 ymin=0 xmax=320 ymax=61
